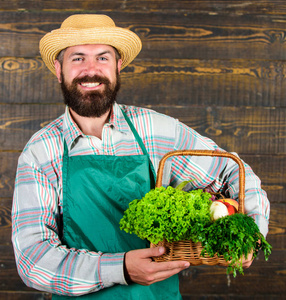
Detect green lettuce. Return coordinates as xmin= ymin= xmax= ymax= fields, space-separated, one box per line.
xmin=120 ymin=186 xmax=212 ymax=244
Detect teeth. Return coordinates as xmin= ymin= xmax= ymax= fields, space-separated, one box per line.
xmin=81 ymin=82 xmax=100 ymax=87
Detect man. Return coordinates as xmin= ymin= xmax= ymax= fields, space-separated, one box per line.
xmin=11 ymin=14 xmax=270 ymax=299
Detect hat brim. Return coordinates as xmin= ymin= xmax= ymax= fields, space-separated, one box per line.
xmin=40 ymin=27 xmax=142 ymax=75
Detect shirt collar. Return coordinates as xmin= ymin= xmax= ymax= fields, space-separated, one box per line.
xmin=110 ymin=102 xmax=131 ymax=134
xmin=62 ymin=106 xmax=83 ymax=150
xmin=62 ymin=103 xmax=131 ymax=150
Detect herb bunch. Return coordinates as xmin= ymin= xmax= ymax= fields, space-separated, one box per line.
xmin=201 ymin=213 xmax=271 ymax=276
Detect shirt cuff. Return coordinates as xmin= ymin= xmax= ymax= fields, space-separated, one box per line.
xmin=99 ymin=252 xmax=128 ymax=288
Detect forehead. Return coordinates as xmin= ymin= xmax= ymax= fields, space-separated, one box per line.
xmin=64 ymin=44 xmax=116 ymax=57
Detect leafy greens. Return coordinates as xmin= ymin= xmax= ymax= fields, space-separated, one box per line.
xmin=120 ymin=186 xmax=212 ymax=244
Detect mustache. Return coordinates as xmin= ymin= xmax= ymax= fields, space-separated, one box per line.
xmin=72 ymin=75 xmax=111 ymax=85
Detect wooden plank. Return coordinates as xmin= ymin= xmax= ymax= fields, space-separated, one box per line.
xmin=1 ymin=57 xmax=286 ymax=108
xmin=0 ymin=292 xmax=51 ymax=300
xmin=0 ymin=56 xmax=59 ymax=104
xmin=1 ymin=104 xmax=285 ymax=154
xmin=0 ymin=198 xmax=12 ymax=244
xmin=1 ymin=0 xmax=286 ymax=15
xmin=0 ymin=104 xmax=65 ymax=151
xmin=121 ymin=59 xmax=286 ymax=108
xmin=0 ymin=244 xmax=38 ymax=293
xmin=0 ymin=2 xmax=284 ymax=299
xmin=1 ymin=11 xmax=286 ymax=60
xmin=179 ymin=249 xmax=286 ymax=296
xmin=240 ymin=154 xmax=286 ymax=205
xmin=155 ymin=105 xmax=286 ymax=155
xmin=0 ymin=152 xmax=20 ymax=200
xmin=267 ymin=204 xmax=286 ymax=250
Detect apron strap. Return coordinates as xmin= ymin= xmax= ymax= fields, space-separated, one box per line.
xmin=120 ymin=108 xmax=157 ymax=185
xmin=62 ymin=140 xmax=69 ymax=190
xmin=120 ymin=108 xmax=148 ymax=156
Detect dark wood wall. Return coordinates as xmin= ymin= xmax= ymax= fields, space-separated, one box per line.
xmin=1 ymin=1 xmax=285 ymax=299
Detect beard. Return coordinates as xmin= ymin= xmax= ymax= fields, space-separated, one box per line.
xmin=60 ymin=71 xmax=121 ymax=118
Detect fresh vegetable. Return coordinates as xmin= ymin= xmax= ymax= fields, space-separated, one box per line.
xmin=210 ymin=201 xmax=229 ymax=221
xmin=201 ymin=213 xmax=272 ymax=277
xmin=120 ymin=186 xmax=272 ymax=277
xmin=219 ymin=198 xmax=239 ymax=211
xmin=223 ymin=202 xmax=236 ymax=215
xmin=211 ymin=199 xmax=237 ymax=216
xmin=120 ymin=186 xmax=212 ymax=244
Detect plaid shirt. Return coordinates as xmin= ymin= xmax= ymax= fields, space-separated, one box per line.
xmin=12 ymin=102 xmax=270 ymax=296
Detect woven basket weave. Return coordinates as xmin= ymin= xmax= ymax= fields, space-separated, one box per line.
xmin=150 ymin=150 xmax=245 ymax=266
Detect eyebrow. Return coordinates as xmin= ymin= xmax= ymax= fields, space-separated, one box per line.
xmin=68 ymin=50 xmax=113 ymax=58
xmin=97 ymin=50 xmax=113 ymax=56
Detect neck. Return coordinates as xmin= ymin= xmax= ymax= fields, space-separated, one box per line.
xmin=69 ymin=108 xmax=111 ymax=139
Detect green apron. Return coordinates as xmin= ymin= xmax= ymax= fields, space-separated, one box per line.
xmin=53 ymin=110 xmax=181 ymax=299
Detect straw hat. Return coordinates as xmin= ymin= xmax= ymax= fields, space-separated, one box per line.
xmin=39 ymin=14 xmax=142 ymax=75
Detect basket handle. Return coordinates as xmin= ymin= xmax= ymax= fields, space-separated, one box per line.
xmin=155 ymin=150 xmax=245 ymax=214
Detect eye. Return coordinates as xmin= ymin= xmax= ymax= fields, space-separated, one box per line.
xmin=98 ymin=56 xmax=108 ymax=61
xmin=72 ymin=57 xmax=83 ymax=62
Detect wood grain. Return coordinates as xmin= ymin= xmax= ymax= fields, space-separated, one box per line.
xmin=0 ymin=1 xmax=285 ymax=299
xmin=0 ymin=292 xmax=51 ymax=300
xmin=1 ymin=11 xmax=286 ymax=60
xmin=1 ymin=57 xmax=286 ymax=108
xmin=2 ymin=0 xmax=286 ymax=13
xmin=1 ymin=104 xmax=285 ymax=155
xmin=179 ymin=249 xmax=285 ymax=296
xmin=1 ymin=0 xmax=286 ymax=14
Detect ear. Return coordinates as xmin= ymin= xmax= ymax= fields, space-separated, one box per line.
xmin=117 ymin=59 xmax=123 ymax=74
xmin=54 ymin=60 xmax=62 ymax=83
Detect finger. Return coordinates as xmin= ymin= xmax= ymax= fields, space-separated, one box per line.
xmin=144 ymin=247 xmax=190 ymax=273
xmin=125 ymin=249 xmax=190 ymax=286
xmin=130 ymin=246 xmax=165 ymax=260
xmin=242 ymin=258 xmax=253 ymax=268
xmin=149 ymin=262 xmax=190 ymax=283
xmin=152 ymin=260 xmax=190 ymax=274
xmin=148 ymin=246 xmax=166 ymax=258
xmin=241 ymin=252 xmax=254 ymax=268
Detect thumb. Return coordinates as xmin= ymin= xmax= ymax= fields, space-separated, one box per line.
xmin=150 ymin=246 xmax=166 ymax=257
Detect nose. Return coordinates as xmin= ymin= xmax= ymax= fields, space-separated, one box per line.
xmin=82 ymin=59 xmax=100 ymax=77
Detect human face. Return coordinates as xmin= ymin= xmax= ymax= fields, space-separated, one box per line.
xmin=55 ymin=44 xmax=122 ymax=117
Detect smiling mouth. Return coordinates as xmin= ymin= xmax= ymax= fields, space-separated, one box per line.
xmin=80 ymin=82 xmax=101 ymax=88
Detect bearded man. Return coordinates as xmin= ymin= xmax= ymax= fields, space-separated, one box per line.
xmin=11 ymin=14 xmax=270 ymax=299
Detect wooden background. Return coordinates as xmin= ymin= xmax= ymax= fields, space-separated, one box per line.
xmin=0 ymin=1 xmax=285 ymax=299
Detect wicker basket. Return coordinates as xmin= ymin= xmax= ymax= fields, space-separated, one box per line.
xmin=150 ymin=149 xmax=245 ymax=266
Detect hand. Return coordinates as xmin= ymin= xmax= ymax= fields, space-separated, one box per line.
xmin=219 ymin=250 xmax=254 ymax=268
xmin=124 ymin=246 xmax=190 ymax=286
xmin=240 ymin=251 xmax=254 ymax=268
